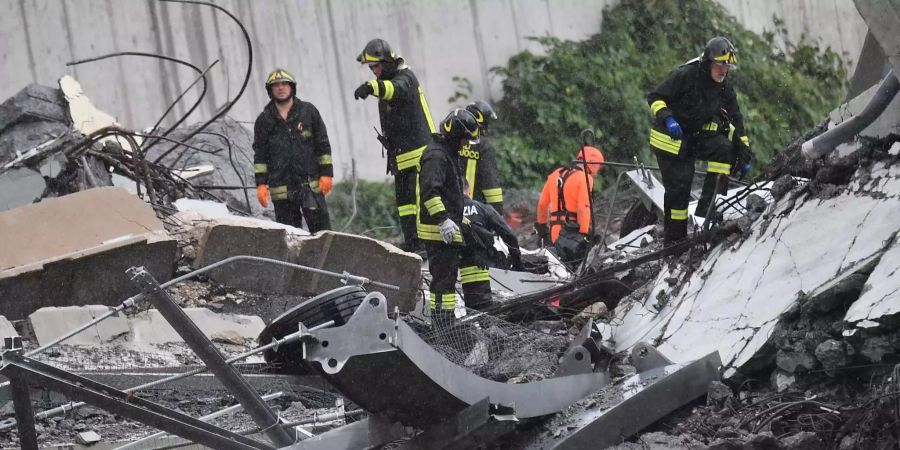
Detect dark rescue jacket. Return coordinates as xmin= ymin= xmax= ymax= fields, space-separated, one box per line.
xmin=647 ymin=60 xmax=749 ymax=157
xmin=370 ymin=67 xmax=436 ymax=173
xmin=253 ymin=98 xmax=332 ymax=201
xmin=457 ymin=136 xmax=504 ymax=213
xmin=462 ymin=197 xmax=520 ymax=268
xmin=417 ymin=136 xmax=463 ymax=244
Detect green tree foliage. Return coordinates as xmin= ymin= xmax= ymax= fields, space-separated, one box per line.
xmin=491 ymin=0 xmax=847 ymax=188
xmin=327 ymin=179 xmax=400 ymax=241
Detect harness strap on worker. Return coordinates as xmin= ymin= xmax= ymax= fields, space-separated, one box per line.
xmin=549 ymin=166 xmax=581 ymax=225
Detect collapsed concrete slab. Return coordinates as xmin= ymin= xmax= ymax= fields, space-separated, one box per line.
xmin=608 ymin=160 xmax=900 ymax=377
xmin=29 ymin=306 xmax=130 ymax=346
xmin=194 ymin=218 xmax=421 ymax=312
xmin=0 ymin=187 xmax=177 ymax=320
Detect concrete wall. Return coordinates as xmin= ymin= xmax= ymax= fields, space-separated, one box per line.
xmin=718 ymin=0 xmax=869 ymax=71
xmin=0 ymin=0 xmax=869 ymax=181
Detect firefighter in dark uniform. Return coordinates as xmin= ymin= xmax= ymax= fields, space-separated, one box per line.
xmin=354 ymin=38 xmax=437 ymax=251
xmin=254 ymin=68 xmax=333 ymax=232
xmin=457 ymin=100 xmax=505 ymax=214
xmin=460 ymin=178 xmax=523 ymax=309
xmin=418 ymin=109 xmax=480 ymax=326
xmin=647 ymin=37 xmax=752 ymax=243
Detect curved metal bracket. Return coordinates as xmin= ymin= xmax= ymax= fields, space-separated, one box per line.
xmin=300 ymin=295 xmax=611 ymax=427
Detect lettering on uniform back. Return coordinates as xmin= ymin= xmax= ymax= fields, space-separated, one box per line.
xmin=458 ymin=146 xmax=480 ymax=160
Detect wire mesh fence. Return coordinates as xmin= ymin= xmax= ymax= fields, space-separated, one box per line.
xmin=405 ymin=309 xmax=568 ymax=382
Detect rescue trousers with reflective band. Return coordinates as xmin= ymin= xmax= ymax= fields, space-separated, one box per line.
xmin=273 ymin=197 xmax=331 ymax=233
xmin=459 ymin=264 xmax=491 ymax=309
xmin=394 ymin=163 xmax=420 ymax=247
xmin=654 ymin=133 xmax=732 ymax=243
xmin=425 ymin=242 xmax=460 ymax=312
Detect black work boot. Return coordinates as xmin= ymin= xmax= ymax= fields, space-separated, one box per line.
xmin=696 ymin=173 xmax=728 ymax=218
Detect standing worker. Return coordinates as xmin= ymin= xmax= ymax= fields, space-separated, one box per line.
xmin=458 ymin=100 xmax=505 ymax=214
xmin=254 ymin=68 xmax=333 ymax=232
xmin=460 ymin=178 xmax=523 ymax=310
xmin=647 ymin=36 xmax=752 ymax=244
xmin=418 ymin=109 xmax=480 ymax=327
xmin=535 ymin=146 xmax=605 ymax=270
xmin=353 ymin=38 xmax=437 ymax=252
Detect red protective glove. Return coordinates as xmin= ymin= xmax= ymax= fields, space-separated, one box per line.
xmin=256 ymin=184 xmax=269 ymax=208
xmin=319 ymin=176 xmax=333 ymax=196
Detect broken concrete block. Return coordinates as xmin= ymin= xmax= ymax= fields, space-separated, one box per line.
xmin=0 ymin=187 xmax=176 ymax=320
xmin=0 ymin=167 xmax=45 ymax=212
xmin=0 ymin=316 xmax=18 ymax=340
xmin=573 ymin=302 xmax=609 ymax=329
xmin=193 ymin=216 xmax=300 ymax=293
xmin=75 ymin=430 xmax=101 ymax=445
xmin=29 ymin=306 xmax=130 ymax=347
xmin=291 ymin=231 xmax=421 ymax=313
xmin=706 ymin=381 xmax=734 ymax=407
xmin=776 ymin=350 xmax=818 ymax=373
xmin=129 ymin=308 xmax=264 ymax=345
xmin=771 ymin=370 xmax=797 ymax=392
xmin=195 ymin=222 xmax=421 ymax=312
xmin=814 ymin=339 xmax=851 ymax=371
xmin=0 ymin=84 xmax=69 ymax=167
xmin=858 ymin=335 xmax=895 ymax=362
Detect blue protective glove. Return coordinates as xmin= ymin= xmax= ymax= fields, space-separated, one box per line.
xmin=664 ymin=117 xmax=683 ymax=140
xmin=739 ymin=163 xmax=751 ymax=178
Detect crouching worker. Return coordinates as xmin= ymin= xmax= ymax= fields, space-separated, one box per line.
xmin=460 ymin=179 xmax=523 ymax=310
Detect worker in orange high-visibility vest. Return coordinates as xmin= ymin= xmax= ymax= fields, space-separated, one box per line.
xmin=535 ymin=146 xmax=604 ymax=269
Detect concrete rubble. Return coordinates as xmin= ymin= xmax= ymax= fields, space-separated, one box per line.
xmin=0 ymin=187 xmax=177 ymax=320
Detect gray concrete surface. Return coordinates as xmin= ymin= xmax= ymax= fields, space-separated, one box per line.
xmin=194 ymin=221 xmax=422 ymax=312
xmin=29 ymin=306 xmax=130 ymax=347
xmin=129 ymin=308 xmax=265 ymax=345
xmin=0 ymin=187 xmax=177 ymax=320
xmin=0 ymin=0 xmax=867 ymax=181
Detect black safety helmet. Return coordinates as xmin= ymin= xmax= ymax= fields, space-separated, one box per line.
xmin=702 ymin=37 xmax=737 ymax=65
xmin=356 ymin=38 xmax=398 ymax=64
xmin=265 ymin=68 xmax=297 ymax=99
xmin=440 ymin=108 xmax=480 ymax=143
xmin=465 ymin=100 xmax=498 ymax=131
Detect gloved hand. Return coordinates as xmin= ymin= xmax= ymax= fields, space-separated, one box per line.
xmin=665 ymin=116 xmax=683 ymax=140
xmin=438 ymin=218 xmax=459 ymax=244
xmin=733 ymin=139 xmax=752 ymax=179
xmin=354 ymin=82 xmax=373 ymax=100
xmin=319 ymin=176 xmax=333 ymax=196
xmin=256 ymin=184 xmax=269 ymax=208
xmin=534 ymin=223 xmax=550 ymax=244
